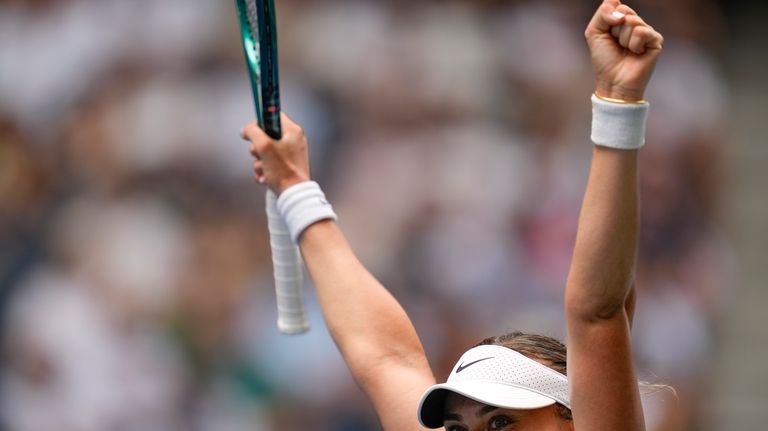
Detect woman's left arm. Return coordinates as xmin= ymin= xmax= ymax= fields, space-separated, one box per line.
xmin=564 ymin=1 xmax=663 ymax=430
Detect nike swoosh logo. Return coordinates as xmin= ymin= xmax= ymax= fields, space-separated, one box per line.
xmin=456 ymin=357 xmax=494 ymax=373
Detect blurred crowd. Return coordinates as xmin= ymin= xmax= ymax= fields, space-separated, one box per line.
xmin=0 ymin=0 xmax=735 ymax=430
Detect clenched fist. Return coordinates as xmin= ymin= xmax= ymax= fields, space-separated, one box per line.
xmin=586 ymin=0 xmax=664 ymax=102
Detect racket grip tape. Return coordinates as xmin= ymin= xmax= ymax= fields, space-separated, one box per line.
xmin=266 ymin=189 xmax=309 ymax=334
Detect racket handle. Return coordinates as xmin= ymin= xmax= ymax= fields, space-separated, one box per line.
xmin=266 ymin=189 xmax=309 ymax=334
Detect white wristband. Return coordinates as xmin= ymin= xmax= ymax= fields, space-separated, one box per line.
xmin=591 ymin=94 xmax=649 ymax=150
xmin=276 ymin=181 xmax=338 ymax=244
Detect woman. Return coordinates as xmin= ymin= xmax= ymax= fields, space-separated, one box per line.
xmin=241 ymin=1 xmax=663 ymax=429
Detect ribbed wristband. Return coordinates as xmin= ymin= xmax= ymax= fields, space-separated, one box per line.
xmin=276 ymin=181 xmax=338 ymax=244
xmin=591 ymin=94 xmax=649 ymax=150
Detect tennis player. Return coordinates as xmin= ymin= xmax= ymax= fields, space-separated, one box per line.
xmin=242 ymin=1 xmax=663 ymax=429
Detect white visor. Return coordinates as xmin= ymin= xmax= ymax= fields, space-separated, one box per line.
xmin=418 ymin=345 xmax=570 ymax=428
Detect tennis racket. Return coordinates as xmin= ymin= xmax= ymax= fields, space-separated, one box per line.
xmin=235 ymin=0 xmax=309 ymax=334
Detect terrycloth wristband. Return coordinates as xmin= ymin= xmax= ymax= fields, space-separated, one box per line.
xmin=276 ymin=181 xmax=338 ymax=244
xmin=591 ymin=94 xmax=649 ymax=150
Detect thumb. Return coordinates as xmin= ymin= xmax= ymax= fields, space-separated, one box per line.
xmin=586 ymin=0 xmax=625 ymax=37
xmin=241 ymin=121 xmax=269 ymax=142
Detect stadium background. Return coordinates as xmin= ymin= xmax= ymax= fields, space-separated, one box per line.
xmin=1 ymin=0 xmax=765 ymax=430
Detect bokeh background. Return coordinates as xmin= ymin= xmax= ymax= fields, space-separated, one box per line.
xmin=1 ymin=0 xmax=765 ymax=430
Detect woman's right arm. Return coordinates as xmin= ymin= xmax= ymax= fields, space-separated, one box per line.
xmin=242 ymin=118 xmax=435 ymax=431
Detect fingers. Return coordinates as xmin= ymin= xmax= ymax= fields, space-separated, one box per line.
xmin=614 ymin=15 xmax=662 ymax=55
xmin=280 ymin=111 xmax=305 ymax=144
xmin=280 ymin=111 xmax=297 ymax=130
xmin=610 ymin=4 xmax=639 ymax=39
xmin=627 ymin=25 xmax=663 ymax=55
xmin=241 ymin=120 xmax=274 ymax=160
xmin=240 ymin=120 xmax=266 ymax=142
xmin=586 ymin=0 xmax=625 ymax=37
xmin=618 ymin=15 xmax=642 ymax=49
xmin=241 ymin=121 xmax=271 ymax=184
xmin=253 ymin=159 xmax=265 ymax=184
xmin=241 ymin=113 xmax=304 ymax=154
xmin=241 ymin=112 xmax=309 ymax=187
xmin=589 ymin=1 xmax=662 ymax=56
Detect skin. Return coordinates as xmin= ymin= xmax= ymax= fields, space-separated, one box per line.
xmin=241 ymin=1 xmax=663 ymax=430
xmin=443 ymin=394 xmax=573 ymax=431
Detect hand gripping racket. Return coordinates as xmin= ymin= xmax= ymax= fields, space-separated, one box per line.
xmin=235 ymin=0 xmax=309 ymax=334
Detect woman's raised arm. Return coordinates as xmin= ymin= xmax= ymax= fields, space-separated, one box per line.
xmin=242 ymin=117 xmax=435 ymax=431
xmin=564 ymin=1 xmax=663 ymax=430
